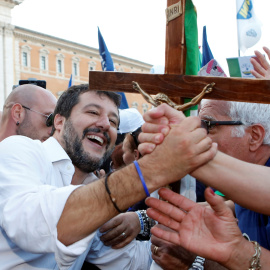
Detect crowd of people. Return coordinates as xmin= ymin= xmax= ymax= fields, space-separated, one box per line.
xmin=0 ymin=47 xmax=269 ymax=270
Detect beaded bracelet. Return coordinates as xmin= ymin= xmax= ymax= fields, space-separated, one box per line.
xmin=135 ymin=211 xmax=144 ymax=234
xmin=136 ymin=210 xmax=156 ymax=237
xmin=104 ymin=172 xmax=124 ymax=213
xmin=133 ymin=160 xmax=150 ymax=197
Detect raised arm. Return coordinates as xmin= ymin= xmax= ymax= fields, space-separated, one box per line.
xmin=146 ymin=188 xmax=270 ymax=270
xmin=57 ymin=115 xmax=216 ymax=246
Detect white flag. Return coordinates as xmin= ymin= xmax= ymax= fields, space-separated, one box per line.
xmin=236 ymin=0 xmax=261 ymax=53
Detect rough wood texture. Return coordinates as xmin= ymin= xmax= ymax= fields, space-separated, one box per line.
xmin=165 ymin=0 xmax=186 ymax=75
xmin=89 ymin=71 xmax=270 ymax=104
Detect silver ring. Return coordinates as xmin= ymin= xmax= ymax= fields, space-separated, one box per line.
xmin=153 ymin=245 xmax=159 ymax=255
xmin=121 ymin=232 xmax=126 ymax=238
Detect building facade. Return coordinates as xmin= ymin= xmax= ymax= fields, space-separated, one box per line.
xmin=0 ymin=0 xmax=153 ymax=114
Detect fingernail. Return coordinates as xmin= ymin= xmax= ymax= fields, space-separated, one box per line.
xmin=161 ymin=127 xmax=169 ymax=135
xmin=160 ymin=118 xmax=168 ymax=125
xmin=210 ymin=189 xmax=215 ymax=196
xmin=155 ymin=134 xmax=162 ymax=143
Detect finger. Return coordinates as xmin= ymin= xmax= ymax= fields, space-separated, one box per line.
xmin=99 ymin=169 xmax=106 ymax=178
xmin=100 ymin=227 xmax=127 ymax=246
xmin=151 ymin=226 xmax=173 ymax=247
xmin=151 ymin=225 xmax=181 ymax=247
xmin=138 ymin=142 xmax=156 ymax=156
xmin=139 ymin=132 xmax=165 ymax=145
xmin=204 ymin=187 xmax=235 ymax=220
xmin=144 ymin=103 xmax=185 ymax=125
xmin=141 ymin=122 xmax=170 ymax=136
xmin=111 ymin=236 xmax=134 ymax=249
xmin=158 ymin=188 xmax=197 ymax=213
xmin=254 ymin=50 xmax=269 ymax=70
xmin=189 ymin=142 xmax=218 ymax=172
xmin=251 ymin=69 xmax=264 ymax=79
xmin=100 ymin=224 xmax=125 ymax=243
xmin=99 ymin=216 xmax=122 ymax=233
xmin=250 ymin=58 xmax=266 ymax=78
xmin=263 ymin=46 xmax=270 ymax=60
xmin=171 ymin=116 xmax=201 ymax=133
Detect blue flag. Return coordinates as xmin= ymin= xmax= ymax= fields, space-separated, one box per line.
xmin=97 ymin=27 xmax=129 ymax=109
xmin=202 ymin=26 xmax=214 ymax=67
xmin=68 ymin=74 xmax=72 ymax=88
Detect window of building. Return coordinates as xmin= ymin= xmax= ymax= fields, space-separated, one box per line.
xmin=56 ymin=53 xmax=65 ymax=75
xmin=72 ymin=57 xmax=80 ymax=77
xmin=41 ymin=56 xmax=46 ymax=70
xmin=39 ymin=49 xmax=49 ymax=72
xmin=57 ymin=59 xmax=62 ymax=73
xmin=73 ymin=63 xmax=78 ymax=76
xmin=22 ymin=52 xmax=28 ymax=67
xmin=88 ymin=61 xmax=96 ymax=71
xmin=21 ymin=45 xmax=31 ymax=68
xmin=132 ymin=102 xmax=138 ymax=109
xmin=142 ymin=103 xmax=149 ymax=114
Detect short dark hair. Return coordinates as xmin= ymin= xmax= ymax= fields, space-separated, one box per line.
xmin=51 ymin=84 xmax=121 ymax=134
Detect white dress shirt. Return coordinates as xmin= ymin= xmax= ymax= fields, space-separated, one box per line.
xmin=0 ymin=136 xmax=151 ymax=269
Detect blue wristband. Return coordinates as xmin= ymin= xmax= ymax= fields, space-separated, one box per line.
xmin=133 ymin=160 xmax=150 ymax=197
xmin=135 ymin=211 xmax=144 ymax=234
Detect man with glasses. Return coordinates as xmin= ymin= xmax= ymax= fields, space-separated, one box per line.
xmin=0 ymin=84 xmax=56 ymax=142
xmin=147 ymin=99 xmax=270 ymax=270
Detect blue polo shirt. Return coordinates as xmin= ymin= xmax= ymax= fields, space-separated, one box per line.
xmin=235 ymin=158 xmax=270 ymax=250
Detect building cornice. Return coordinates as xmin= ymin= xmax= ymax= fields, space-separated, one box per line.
xmin=14 ymin=26 xmax=153 ymax=70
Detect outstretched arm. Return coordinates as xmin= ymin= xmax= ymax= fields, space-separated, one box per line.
xmin=146 ymin=188 xmax=270 ymax=270
xmin=57 ymin=114 xmax=216 ymax=246
xmin=139 ymin=103 xmax=270 ymax=215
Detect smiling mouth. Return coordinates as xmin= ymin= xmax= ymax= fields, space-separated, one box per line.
xmin=86 ymin=135 xmax=104 ymax=146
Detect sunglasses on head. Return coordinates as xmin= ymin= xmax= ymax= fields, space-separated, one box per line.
xmin=22 ymin=105 xmax=54 ymax=127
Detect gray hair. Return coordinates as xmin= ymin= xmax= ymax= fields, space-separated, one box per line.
xmin=227 ymin=101 xmax=270 ymax=145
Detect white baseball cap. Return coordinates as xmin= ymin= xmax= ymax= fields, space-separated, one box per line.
xmin=118 ymin=108 xmax=145 ymax=134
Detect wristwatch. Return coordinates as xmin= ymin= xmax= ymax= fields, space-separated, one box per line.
xmin=188 ymin=256 xmax=205 ymax=270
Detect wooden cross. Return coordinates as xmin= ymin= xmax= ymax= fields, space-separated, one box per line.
xmin=89 ymin=0 xmax=270 ymax=193
xmin=89 ymin=0 xmax=270 ymax=104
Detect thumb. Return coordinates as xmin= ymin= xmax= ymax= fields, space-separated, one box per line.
xmin=204 ymin=187 xmax=233 ymax=219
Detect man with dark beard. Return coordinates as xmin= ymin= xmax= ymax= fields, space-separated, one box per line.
xmin=0 ymin=84 xmax=216 ymax=269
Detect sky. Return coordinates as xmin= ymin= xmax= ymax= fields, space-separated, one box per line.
xmin=11 ymin=0 xmax=270 ymax=75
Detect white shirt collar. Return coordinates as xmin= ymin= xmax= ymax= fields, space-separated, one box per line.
xmin=42 ymin=137 xmax=71 ymax=163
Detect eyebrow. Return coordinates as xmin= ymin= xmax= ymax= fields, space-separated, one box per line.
xmin=83 ymin=104 xmax=120 ymax=123
xmin=200 ymin=115 xmax=216 ymax=121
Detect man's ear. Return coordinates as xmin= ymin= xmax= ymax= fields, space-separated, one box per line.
xmin=11 ymin=103 xmax=26 ymax=124
xmin=249 ymin=124 xmax=265 ymax=152
xmin=53 ymin=114 xmax=66 ymax=132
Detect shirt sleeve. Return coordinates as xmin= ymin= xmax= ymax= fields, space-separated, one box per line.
xmin=0 ymin=136 xmax=94 ymax=264
xmin=85 ymin=231 xmax=152 ymax=270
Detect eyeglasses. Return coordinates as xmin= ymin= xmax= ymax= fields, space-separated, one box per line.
xmin=22 ymin=105 xmax=54 ymax=127
xmin=201 ymin=119 xmax=243 ymax=134
xmin=130 ymin=127 xmax=142 ymax=147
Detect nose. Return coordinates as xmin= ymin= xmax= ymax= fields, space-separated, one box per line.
xmin=96 ymin=115 xmax=110 ymax=131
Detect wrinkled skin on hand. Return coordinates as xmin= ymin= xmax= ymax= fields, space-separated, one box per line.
xmin=99 ymin=212 xmax=140 ymax=249
xmin=146 ymin=188 xmax=244 ymax=266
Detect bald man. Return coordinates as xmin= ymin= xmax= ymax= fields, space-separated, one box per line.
xmin=0 ymin=84 xmax=57 ymax=142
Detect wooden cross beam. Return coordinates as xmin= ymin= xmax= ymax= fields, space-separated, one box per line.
xmin=89 ymin=71 xmax=270 ymax=104
xmin=89 ymin=0 xmax=270 ymax=105
xmin=89 ymin=1 xmax=270 ymax=195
